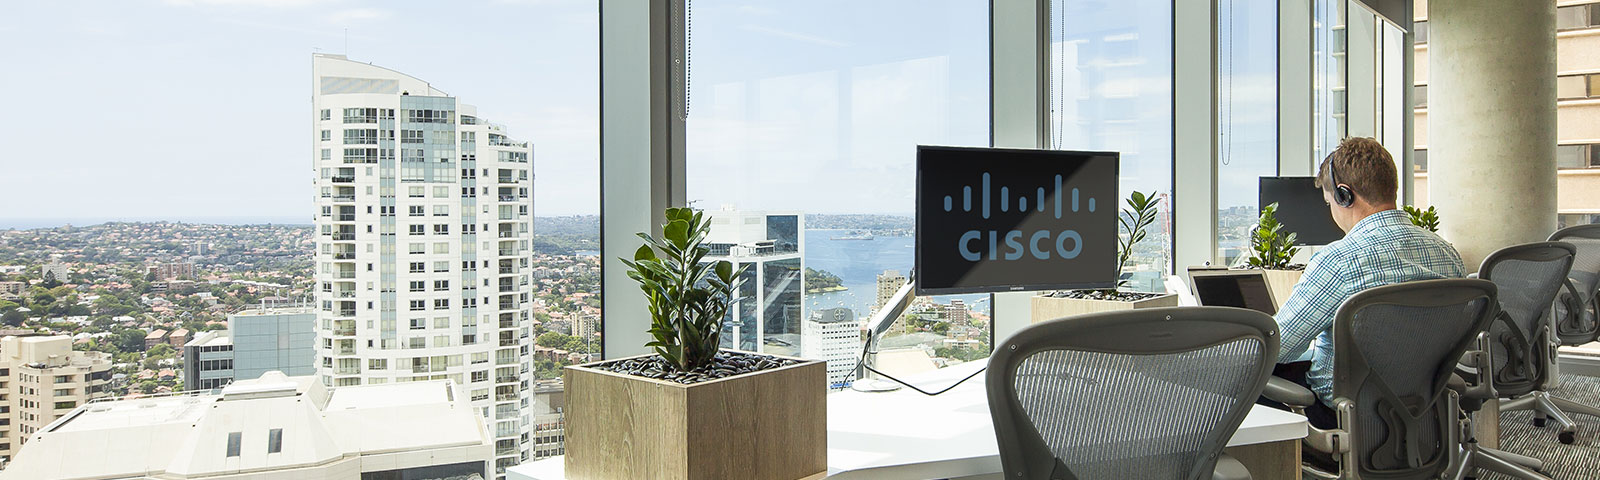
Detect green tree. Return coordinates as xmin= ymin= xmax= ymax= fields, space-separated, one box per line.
xmin=138 ymin=380 xmax=158 ymax=394
xmin=112 ymin=330 xmax=146 ymax=353
xmin=1 ymin=309 xmax=23 ymax=327
xmin=147 ymin=344 xmax=176 ymax=358
xmin=537 ymin=332 xmax=576 ymax=349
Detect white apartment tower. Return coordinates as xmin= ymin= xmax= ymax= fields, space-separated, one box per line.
xmin=311 ymin=54 xmax=534 ymax=476
xmin=802 ymin=308 xmax=862 ymax=389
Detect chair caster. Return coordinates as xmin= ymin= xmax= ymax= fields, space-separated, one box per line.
xmin=1560 ymin=430 xmax=1576 ymax=444
xmin=1532 ymin=417 xmax=1546 ymax=427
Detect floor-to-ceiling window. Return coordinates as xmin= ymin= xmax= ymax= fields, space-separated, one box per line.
xmin=1218 ymin=0 xmax=1280 ymax=266
xmin=1050 ymin=0 xmax=1174 ymax=289
xmin=684 ymin=1 xmax=991 ymax=384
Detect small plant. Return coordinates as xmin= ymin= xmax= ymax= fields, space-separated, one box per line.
xmin=1116 ymin=191 xmax=1161 ymax=288
xmin=619 ymin=207 xmax=748 ymax=373
xmin=1247 ymin=202 xmax=1301 ymax=270
xmin=1404 ymin=205 xmax=1440 ymax=232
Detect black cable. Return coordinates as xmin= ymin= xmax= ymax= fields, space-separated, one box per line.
xmin=851 ymin=331 xmax=987 ymax=396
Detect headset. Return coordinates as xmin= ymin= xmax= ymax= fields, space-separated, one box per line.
xmin=1328 ymin=157 xmax=1355 ymax=208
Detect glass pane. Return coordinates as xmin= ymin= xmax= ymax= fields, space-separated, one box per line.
xmin=1414 ymin=21 xmax=1428 ymax=44
xmin=1049 ymin=0 xmax=1174 ymax=289
xmin=1413 ymin=149 xmax=1428 ymax=172
xmin=1415 ymin=85 xmax=1427 ymax=108
xmin=1315 ymin=0 xmax=1349 ymax=164
xmin=1558 ymin=75 xmax=1586 ymax=100
xmin=686 ymin=1 xmax=992 ymax=385
xmin=1589 ymin=74 xmax=1600 ymax=98
xmin=1557 ymin=145 xmax=1587 ymax=169
xmin=1218 ymin=0 xmax=1279 ymax=267
xmin=1558 ymin=5 xmax=1588 ymax=30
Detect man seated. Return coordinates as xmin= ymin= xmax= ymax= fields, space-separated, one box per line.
xmin=1262 ymin=137 xmax=1465 ymax=429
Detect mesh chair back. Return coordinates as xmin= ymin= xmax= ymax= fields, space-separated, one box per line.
xmin=986 ymin=307 xmax=1277 ymax=480
xmin=1549 ymin=225 xmax=1600 ymax=345
xmin=1478 ymin=242 xmax=1575 ymax=397
xmin=1332 ymin=279 xmax=1497 ymax=480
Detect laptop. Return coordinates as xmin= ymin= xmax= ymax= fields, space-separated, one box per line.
xmin=1185 ymin=267 xmax=1279 ymax=315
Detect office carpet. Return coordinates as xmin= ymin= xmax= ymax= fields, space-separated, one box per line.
xmin=1481 ymin=374 xmax=1600 ymax=480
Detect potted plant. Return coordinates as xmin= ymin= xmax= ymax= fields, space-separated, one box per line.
xmin=563 ymin=207 xmax=826 ymax=480
xmin=1032 ymin=191 xmax=1179 ymax=323
xmin=1404 ymin=204 xmax=1440 ymax=232
xmin=1238 ymin=202 xmax=1306 ymax=307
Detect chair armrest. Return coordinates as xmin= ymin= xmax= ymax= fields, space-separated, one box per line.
xmin=1263 ymin=376 xmax=1317 ymax=407
xmin=1304 ymin=398 xmax=1356 ymax=455
xmin=1211 ymin=453 xmax=1251 ymax=480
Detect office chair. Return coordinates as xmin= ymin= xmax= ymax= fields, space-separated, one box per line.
xmin=986 ymin=307 xmax=1277 ymax=480
xmin=1444 ymin=242 xmax=1578 ymax=480
xmin=1261 ymin=279 xmax=1499 ymax=480
xmin=1520 ymin=226 xmax=1600 ymax=442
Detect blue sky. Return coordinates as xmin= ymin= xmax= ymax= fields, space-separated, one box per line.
xmin=0 ymin=0 xmax=599 ymax=224
xmin=0 ymin=0 xmax=1277 ymax=226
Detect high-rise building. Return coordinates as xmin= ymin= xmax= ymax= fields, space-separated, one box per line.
xmin=703 ymin=208 xmax=804 ymax=356
xmin=0 ymin=372 xmax=493 ymax=480
xmin=875 ymin=269 xmax=908 ymax=313
xmin=0 ymin=336 xmax=112 ymax=465
xmin=312 ymin=53 xmax=535 ymax=475
xmin=802 ymin=307 xmax=862 ymax=389
xmin=528 ymin=381 xmax=566 ymax=460
xmin=944 ymin=299 xmax=969 ymax=325
xmin=183 ymin=307 xmax=317 ymax=390
xmin=38 ymin=262 xmax=68 ymax=284
xmin=1412 ymin=1 xmax=1600 ymax=227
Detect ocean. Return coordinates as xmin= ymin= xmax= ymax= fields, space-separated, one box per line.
xmin=803 ymin=228 xmax=987 ymax=319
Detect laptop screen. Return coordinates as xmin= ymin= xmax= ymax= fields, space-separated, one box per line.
xmin=1192 ymin=273 xmax=1277 ymax=315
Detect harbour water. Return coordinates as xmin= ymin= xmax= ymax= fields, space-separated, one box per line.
xmin=803 ymin=229 xmax=987 ymax=320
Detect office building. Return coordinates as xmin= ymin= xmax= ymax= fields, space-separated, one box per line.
xmin=0 ymin=336 xmax=112 ymax=465
xmin=1411 ymin=0 xmax=1600 ymax=228
xmin=703 ymin=208 xmax=804 ymax=356
xmin=528 ymin=382 xmax=566 ymax=461
xmin=875 ymin=270 xmax=908 ymax=314
xmin=0 ymin=282 xmax=22 ymax=297
xmin=0 ymin=372 xmax=493 ymax=480
xmin=801 ymin=307 xmax=862 ymax=389
xmin=183 ymin=307 xmax=317 ymax=391
xmin=312 ymin=53 xmax=535 ymax=473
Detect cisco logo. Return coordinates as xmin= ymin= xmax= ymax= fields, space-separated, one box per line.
xmin=948 ymin=173 xmax=1094 ymax=262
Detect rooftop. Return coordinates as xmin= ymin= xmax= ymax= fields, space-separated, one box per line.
xmin=1 ymin=372 xmax=490 ymax=480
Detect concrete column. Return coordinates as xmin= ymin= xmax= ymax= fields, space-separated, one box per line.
xmin=1428 ymin=1 xmax=1556 ymax=271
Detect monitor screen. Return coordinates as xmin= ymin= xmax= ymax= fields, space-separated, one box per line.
xmin=916 ymin=146 xmax=1120 ymax=295
xmin=1191 ymin=272 xmax=1277 ymax=315
xmin=1259 ymin=176 xmax=1345 ymax=246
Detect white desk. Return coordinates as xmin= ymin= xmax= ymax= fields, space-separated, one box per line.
xmin=509 ymin=361 xmax=1307 ymax=480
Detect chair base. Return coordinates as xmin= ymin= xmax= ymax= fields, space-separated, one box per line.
xmin=1448 ymin=443 xmax=1552 ymax=480
xmin=1502 ymin=390 xmax=1600 ymax=444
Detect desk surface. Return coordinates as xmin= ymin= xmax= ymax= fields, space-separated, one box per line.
xmin=508 ymin=360 xmax=1307 ymax=480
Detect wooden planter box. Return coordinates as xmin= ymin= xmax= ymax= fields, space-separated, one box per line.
xmin=1256 ymin=269 xmax=1304 ymax=310
xmin=564 ymin=352 xmax=827 ymax=480
xmin=1030 ymin=293 xmax=1179 ymax=323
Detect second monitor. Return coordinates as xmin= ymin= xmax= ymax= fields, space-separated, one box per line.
xmin=1259 ymin=176 xmax=1344 ymax=246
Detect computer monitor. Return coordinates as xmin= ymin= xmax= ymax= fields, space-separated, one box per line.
xmin=1186 ymin=267 xmax=1278 ymax=315
xmin=1259 ymin=176 xmax=1345 ymax=246
xmin=915 ymin=145 xmax=1120 ymax=295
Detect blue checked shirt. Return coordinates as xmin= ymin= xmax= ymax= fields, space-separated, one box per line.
xmin=1275 ymin=209 xmax=1465 ymax=406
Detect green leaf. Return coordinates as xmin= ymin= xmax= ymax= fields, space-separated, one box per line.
xmin=633 ymin=244 xmax=657 ymax=262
